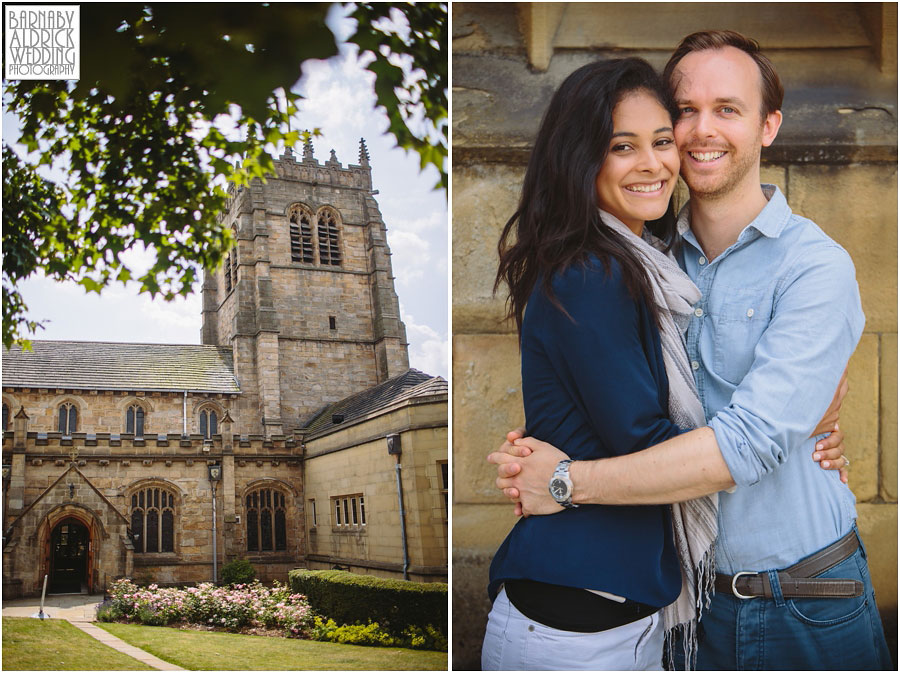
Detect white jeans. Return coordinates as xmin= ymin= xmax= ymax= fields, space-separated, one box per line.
xmin=481 ymin=587 xmax=664 ymax=671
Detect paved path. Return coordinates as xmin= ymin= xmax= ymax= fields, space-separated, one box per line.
xmin=2 ymin=594 xmax=184 ymax=671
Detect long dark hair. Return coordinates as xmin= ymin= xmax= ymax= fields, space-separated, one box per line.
xmin=494 ymin=58 xmax=679 ymax=337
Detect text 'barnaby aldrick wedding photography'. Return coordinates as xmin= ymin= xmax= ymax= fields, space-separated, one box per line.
xmin=5 ymin=5 xmax=80 ymax=79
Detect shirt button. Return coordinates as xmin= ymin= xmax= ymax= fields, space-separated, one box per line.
xmin=747 ymin=308 xmax=755 ymax=318
xmin=698 ymin=256 xmax=707 ymax=265
xmin=528 ymin=625 xmax=535 ymax=632
xmin=691 ymin=361 xmax=700 ymax=371
xmin=694 ymin=308 xmax=704 ymax=318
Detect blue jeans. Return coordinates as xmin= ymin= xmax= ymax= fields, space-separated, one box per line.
xmin=685 ymin=529 xmax=891 ymax=670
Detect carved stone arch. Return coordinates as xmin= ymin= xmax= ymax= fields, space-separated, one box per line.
xmin=241 ymin=479 xmax=295 ymax=554
xmin=315 ymin=205 xmax=343 ymax=266
xmin=241 ymin=477 xmax=299 ymax=499
xmin=37 ymin=503 xmax=107 ymax=594
xmin=51 ymin=394 xmax=87 ymax=434
xmin=192 ymin=399 xmax=225 ymax=437
xmin=116 ymin=396 xmax=156 ymax=414
xmin=287 ymin=202 xmax=315 ymax=264
xmin=118 ymin=396 xmax=154 ymax=436
xmin=40 ymin=503 xmax=109 ymax=541
xmin=125 ymin=477 xmax=186 ymax=501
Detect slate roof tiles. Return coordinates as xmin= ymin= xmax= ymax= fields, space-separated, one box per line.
xmin=302 ymin=368 xmax=447 ymax=436
xmin=2 ymin=340 xmax=240 ymax=394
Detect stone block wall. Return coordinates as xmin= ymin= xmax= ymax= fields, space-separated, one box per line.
xmin=452 ymin=3 xmax=897 ymax=668
xmin=2 ymin=390 xmax=240 ymax=437
xmin=2 ymin=416 xmax=306 ymax=595
xmin=303 ymin=400 xmax=448 ymax=582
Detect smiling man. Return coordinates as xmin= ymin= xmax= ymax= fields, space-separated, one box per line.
xmin=490 ymin=31 xmax=891 ymax=670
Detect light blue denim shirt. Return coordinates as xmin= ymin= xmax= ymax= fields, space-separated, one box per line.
xmin=676 ymin=185 xmax=864 ymax=574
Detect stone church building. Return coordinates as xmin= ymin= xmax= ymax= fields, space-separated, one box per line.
xmin=2 ymin=139 xmax=448 ymax=597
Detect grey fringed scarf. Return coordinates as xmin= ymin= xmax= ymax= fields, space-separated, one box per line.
xmin=600 ymin=210 xmax=717 ymax=671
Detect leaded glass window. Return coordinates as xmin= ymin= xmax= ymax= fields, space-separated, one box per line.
xmin=130 ymin=485 xmax=176 ymax=553
xmin=246 ymin=487 xmax=287 ymax=552
xmin=126 ymin=404 xmax=145 ymax=436
xmin=58 ymin=403 xmax=77 ymax=435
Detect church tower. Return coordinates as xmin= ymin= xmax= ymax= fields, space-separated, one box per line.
xmin=201 ymin=139 xmax=409 ymax=437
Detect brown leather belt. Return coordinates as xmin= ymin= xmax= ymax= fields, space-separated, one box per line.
xmin=715 ymin=530 xmax=864 ymax=599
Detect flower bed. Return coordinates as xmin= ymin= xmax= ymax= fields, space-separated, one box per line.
xmin=100 ymin=579 xmax=314 ymax=637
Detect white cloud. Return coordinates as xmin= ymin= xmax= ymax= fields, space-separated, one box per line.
xmin=401 ymin=306 xmax=448 ymax=379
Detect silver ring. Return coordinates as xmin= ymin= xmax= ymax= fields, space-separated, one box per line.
xmin=843 ymin=457 xmax=850 ymax=468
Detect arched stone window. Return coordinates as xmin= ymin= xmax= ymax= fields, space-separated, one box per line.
xmin=288 ymin=204 xmax=314 ymax=263
xmin=229 ymin=229 xmax=239 ymax=288
xmin=58 ymin=403 xmax=78 ymax=435
xmin=199 ymin=408 xmax=218 ymax=439
xmin=224 ymin=252 xmax=234 ymax=293
xmin=246 ymin=487 xmax=287 ymax=552
xmin=317 ymin=209 xmax=341 ymax=266
xmin=125 ymin=404 xmax=145 ymax=437
xmin=130 ymin=484 xmax=177 ymax=553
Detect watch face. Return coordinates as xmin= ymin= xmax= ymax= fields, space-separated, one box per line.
xmin=549 ymin=478 xmax=568 ymax=500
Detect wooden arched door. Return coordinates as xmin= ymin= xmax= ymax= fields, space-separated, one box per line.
xmin=49 ymin=518 xmax=90 ymax=593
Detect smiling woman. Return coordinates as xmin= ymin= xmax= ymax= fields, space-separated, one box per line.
xmin=484 ymin=57 xmax=702 ymax=671
xmin=594 ymin=90 xmax=680 ymax=235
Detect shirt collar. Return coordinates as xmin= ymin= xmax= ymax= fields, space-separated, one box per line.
xmin=676 ymin=184 xmax=791 ymax=240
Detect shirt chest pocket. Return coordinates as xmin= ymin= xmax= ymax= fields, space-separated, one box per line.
xmin=708 ymin=287 xmax=773 ymax=385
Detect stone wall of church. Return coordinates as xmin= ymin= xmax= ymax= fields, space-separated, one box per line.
xmin=303 ymin=398 xmax=448 ymax=583
xmin=1 ymin=390 xmax=238 ymax=438
xmin=1 ymin=401 xmax=307 ymax=596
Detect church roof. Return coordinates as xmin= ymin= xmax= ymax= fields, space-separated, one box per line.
xmin=2 ymin=340 xmax=240 ymax=394
xmin=301 ymin=368 xmax=447 ymax=437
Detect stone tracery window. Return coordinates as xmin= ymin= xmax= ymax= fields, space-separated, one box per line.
xmin=126 ymin=404 xmax=145 ymax=437
xmin=246 ymin=487 xmax=287 ymax=552
xmin=288 ymin=205 xmax=314 ymax=263
xmin=317 ymin=210 xmax=341 ymax=266
xmin=130 ymin=485 xmax=176 ymax=553
xmin=58 ymin=403 xmax=77 ymax=435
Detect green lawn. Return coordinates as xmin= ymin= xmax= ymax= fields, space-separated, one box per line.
xmin=98 ymin=622 xmax=448 ymax=671
xmin=2 ymin=617 xmax=153 ymax=670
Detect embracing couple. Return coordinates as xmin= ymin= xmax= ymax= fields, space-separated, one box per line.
xmin=482 ymin=30 xmax=891 ymax=671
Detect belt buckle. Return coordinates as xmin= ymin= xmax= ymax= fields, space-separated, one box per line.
xmin=731 ymin=571 xmax=757 ymax=599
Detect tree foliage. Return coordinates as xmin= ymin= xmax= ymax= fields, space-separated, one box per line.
xmin=2 ymin=2 xmax=447 ymax=350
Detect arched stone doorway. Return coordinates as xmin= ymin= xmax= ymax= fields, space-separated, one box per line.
xmin=49 ymin=518 xmax=90 ymax=594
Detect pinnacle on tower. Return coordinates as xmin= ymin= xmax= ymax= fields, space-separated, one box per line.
xmin=358 ymin=137 xmax=370 ymax=167
xmin=330 ymin=149 xmax=338 ymax=163
xmin=303 ymin=135 xmax=315 ymax=162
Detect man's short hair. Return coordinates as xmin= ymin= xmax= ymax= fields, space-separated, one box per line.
xmin=663 ymin=30 xmax=784 ymax=118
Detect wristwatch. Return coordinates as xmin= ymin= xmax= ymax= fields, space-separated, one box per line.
xmin=549 ymin=459 xmax=579 ymax=508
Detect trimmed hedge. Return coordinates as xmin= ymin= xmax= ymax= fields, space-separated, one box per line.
xmin=288 ymin=569 xmax=447 ymax=634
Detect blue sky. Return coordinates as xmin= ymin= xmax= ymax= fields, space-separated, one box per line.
xmin=4 ymin=6 xmax=448 ymax=379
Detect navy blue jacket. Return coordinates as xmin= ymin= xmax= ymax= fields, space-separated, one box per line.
xmin=488 ymin=256 xmax=684 ymax=608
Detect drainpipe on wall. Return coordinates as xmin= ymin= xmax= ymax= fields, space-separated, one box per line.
xmin=182 ymin=391 xmax=188 ymax=436
xmin=394 ymin=462 xmax=409 ymax=580
xmin=387 ymin=433 xmax=409 ymax=580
